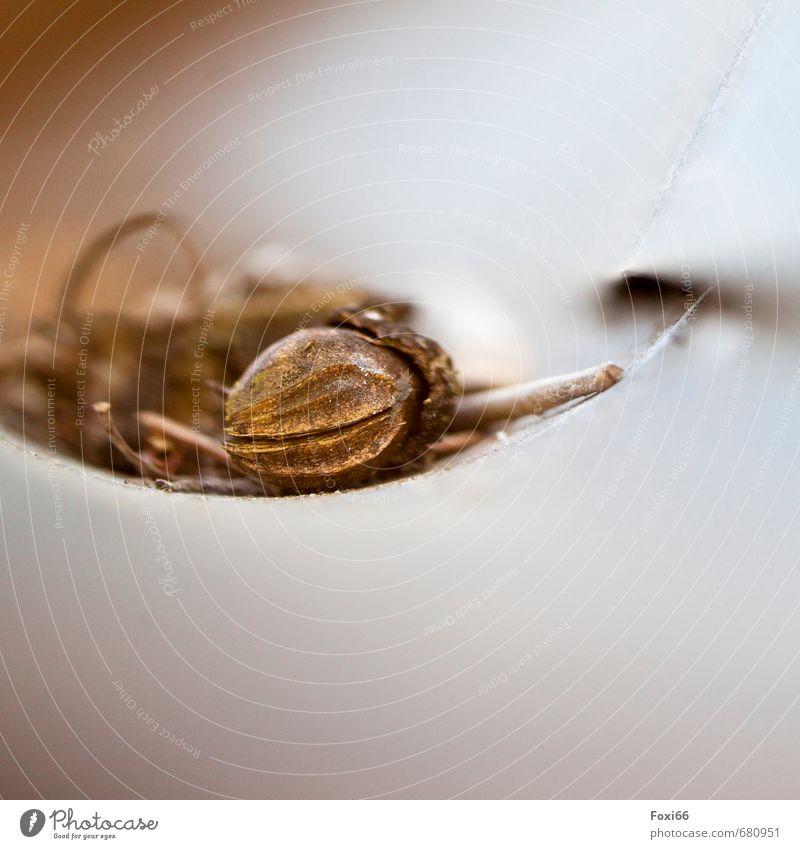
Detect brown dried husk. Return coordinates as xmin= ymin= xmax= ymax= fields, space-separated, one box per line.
xmin=0 ymin=216 xmax=413 ymax=491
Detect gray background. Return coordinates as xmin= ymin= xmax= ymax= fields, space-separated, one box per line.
xmin=1 ymin=0 xmax=798 ymax=798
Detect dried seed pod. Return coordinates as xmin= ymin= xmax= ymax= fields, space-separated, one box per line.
xmin=223 ymin=309 xmax=461 ymax=494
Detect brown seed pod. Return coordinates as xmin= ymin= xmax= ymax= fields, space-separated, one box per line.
xmin=223 ymin=309 xmax=461 ymax=494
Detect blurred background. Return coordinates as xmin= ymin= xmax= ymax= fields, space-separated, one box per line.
xmin=1 ymin=0 xmax=798 ymax=799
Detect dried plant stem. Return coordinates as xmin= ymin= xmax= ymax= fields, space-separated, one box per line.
xmin=429 ymin=430 xmax=486 ymax=458
xmin=204 ymin=380 xmax=230 ymax=398
xmin=452 ymin=362 xmax=623 ymax=431
xmin=154 ymin=476 xmax=272 ymax=496
xmin=92 ymin=402 xmax=166 ymax=478
xmin=137 ymin=410 xmax=230 ymax=465
xmin=58 ymin=213 xmax=205 ymax=324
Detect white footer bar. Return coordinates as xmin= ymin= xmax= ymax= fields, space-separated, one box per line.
xmin=2 ymin=800 xmax=797 ymax=847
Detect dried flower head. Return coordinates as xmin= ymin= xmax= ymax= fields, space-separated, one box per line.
xmin=223 ymin=309 xmax=460 ymax=494
xmin=5 ymin=215 xmax=626 ymax=497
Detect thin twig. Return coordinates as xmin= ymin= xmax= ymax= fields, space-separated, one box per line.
xmin=154 ymin=476 xmax=271 ymax=496
xmin=452 ymin=362 xmax=624 ymax=431
xmin=429 ymin=430 xmax=486 ymax=458
xmin=137 ymin=409 xmax=230 ymax=465
xmin=204 ymin=380 xmax=230 ymax=398
xmin=58 ymin=213 xmax=205 ymax=325
xmin=93 ymin=401 xmax=166 ymax=478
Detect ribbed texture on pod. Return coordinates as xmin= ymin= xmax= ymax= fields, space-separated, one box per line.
xmin=223 ymin=313 xmax=460 ymax=495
